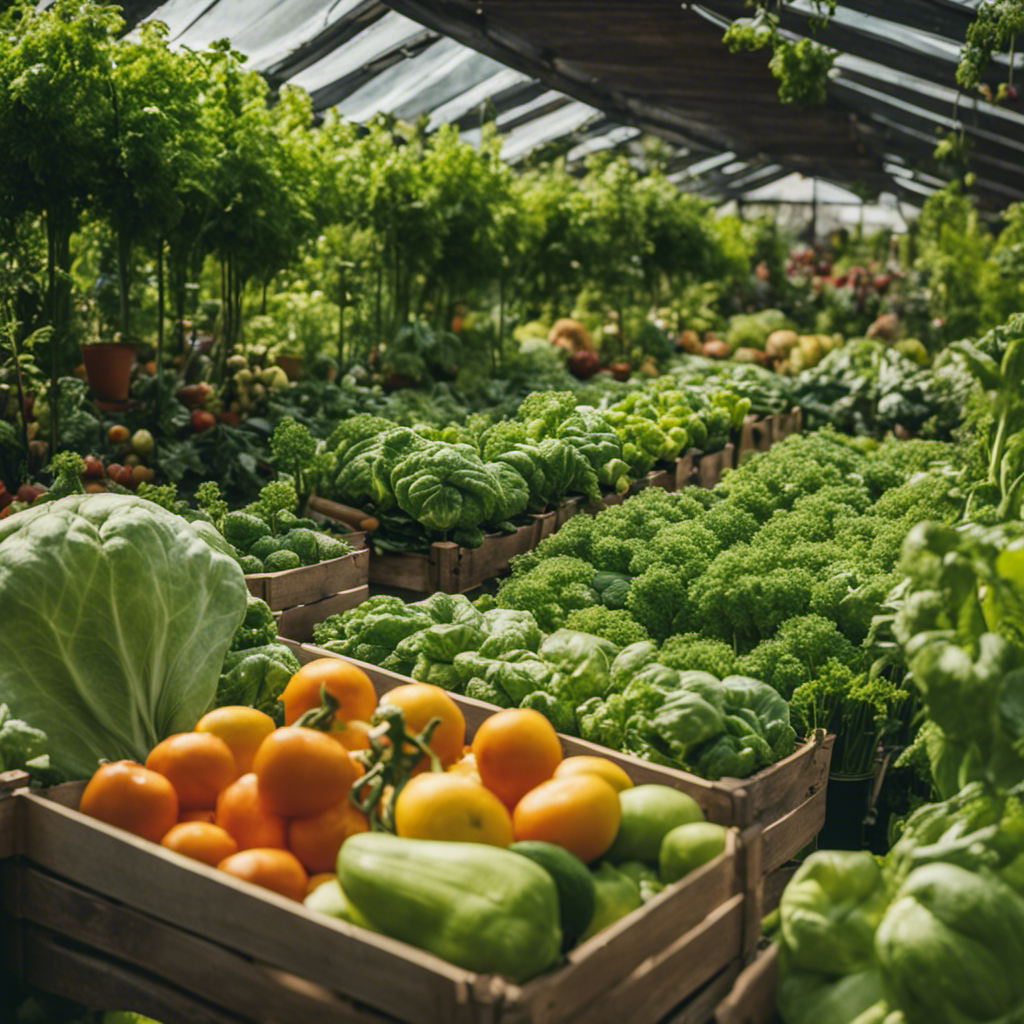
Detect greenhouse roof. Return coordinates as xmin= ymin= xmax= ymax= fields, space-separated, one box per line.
xmin=98 ymin=0 xmax=1024 ymax=210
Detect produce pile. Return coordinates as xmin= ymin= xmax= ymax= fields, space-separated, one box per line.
xmin=78 ymin=655 xmax=730 ymax=983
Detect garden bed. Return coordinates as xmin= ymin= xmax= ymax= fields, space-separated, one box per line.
xmin=1 ymin=771 xmax=762 ymax=1024
xmin=244 ymin=547 xmax=370 ymax=642
xmin=282 ymin=642 xmax=834 ymax=874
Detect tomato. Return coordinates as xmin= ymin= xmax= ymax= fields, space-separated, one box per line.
xmin=512 ymin=774 xmax=621 ymax=863
xmin=161 ymin=822 xmax=238 ymax=866
xmin=146 ymin=732 xmax=237 ymax=811
xmin=178 ymin=809 xmax=216 ymax=824
xmin=394 ymin=772 xmax=512 ymax=847
xmin=329 ymin=719 xmax=376 ymax=752
xmin=106 ymin=463 xmax=123 ymax=480
xmin=217 ymin=848 xmax=308 ymax=901
xmin=287 ymin=798 xmax=369 ymax=874
xmin=280 ymin=659 xmax=377 ymax=727
xmin=216 ymin=773 xmax=287 ymax=850
xmin=377 ymin=684 xmax=465 ymax=769
xmin=195 ymin=706 xmax=276 ymax=776
xmin=131 ymin=465 xmax=154 ymax=486
xmin=473 ymin=709 xmax=562 ymax=809
xmin=82 ymin=455 xmax=105 ymax=479
xmin=253 ymin=727 xmax=356 ymax=818
xmin=107 ymin=424 xmax=130 ymax=444
xmin=79 ymin=761 xmax=179 ymax=842
xmin=115 ymin=466 xmax=135 ymax=488
xmin=191 ymin=409 xmax=216 ymax=433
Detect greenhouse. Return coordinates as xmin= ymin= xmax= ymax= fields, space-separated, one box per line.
xmin=1 ymin=1 xmax=1023 ymax=1022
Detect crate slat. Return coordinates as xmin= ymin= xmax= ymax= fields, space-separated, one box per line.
xmin=16 ymin=793 xmax=476 ymax=1024
xmin=564 ymin=894 xmax=745 ymax=1024
xmin=696 ymin=445 xmax=736 ymax=489
xmin=714 ymin=945 xmax=778 ymax=1024
xmin=276 ymin=585 xmax=369 ymax=642
xmin=247 ymin=549 xmax=369 ymax=611
xmin=0 ymin=771 xmax=29 ymax=860
xmin=761 ymin=785 xmax=827 ymax=875
xmin=663 ymin=963 xmax=743 ymax=1024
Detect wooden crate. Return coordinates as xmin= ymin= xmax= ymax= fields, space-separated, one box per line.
xmin=714 ymin=945 xmax=779 ymax=1024
xmin=737 ymin=419 xmax=773 ymax=463
xmin=276 ymin=584 xmax=370 ymax=642
xmin=694 ymin=444 xmax=736 ymax=489
xmin=368 ymin=515 xmax=551 ymax=595
xmin=245 ymin=548 xmax=369 ymax=611
xmin=1 ymin=773 xmax=761 ymax=1024
xmin=284 ymin=642 xmax=833 ymax=873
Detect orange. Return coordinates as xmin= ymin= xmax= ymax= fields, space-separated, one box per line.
xmin=554 ymin=756 xmax=633 ymax=793
xmin=329 ymin=718 xmax=375 ymax=752
xmin=80 ymin=761 xmax=179 ymax=843
xmin=253 ymin=727 xmax=356 ymax=818
xmin=394 ymin=772 xmax=513 ymax=847
xmin=195 ymin=706 xmax=276 ymax=775
xmin=288 ymin=799 xmax=370 ymax=874
xmin=447 ymin=750 xmax=482 ymax=783
xmin=161 ymin=822 xmax=238 ymax=866
xmin=280 ymin=659 xmax=377 ymax=726
xmin=217 ymin=848 xmax=308 ymax=901
xmin=215 ymin=773 xmax=288 ymax=850
xmin=377 ymin=684 xmax=465 ymax=768
xmin=513 ymin=774 xmax=622 ymax=863
xmin=178 ymin=808 xmax=216 ymax=824
xmin=146 ymin=732 xmax=237 ymax=810
xmin=473 ymin=709 xmax=562 ymax=809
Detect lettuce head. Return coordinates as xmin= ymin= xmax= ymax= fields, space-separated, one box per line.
xmin=0 ymin=494 xmax=249 ymax=778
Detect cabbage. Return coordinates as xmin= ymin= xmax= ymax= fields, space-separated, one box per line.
xmin=0 ymin=494 xmax=249 ymax=779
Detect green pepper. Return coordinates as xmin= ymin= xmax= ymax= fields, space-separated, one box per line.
xmin=338 ymin=833 xmax=561 ymax=981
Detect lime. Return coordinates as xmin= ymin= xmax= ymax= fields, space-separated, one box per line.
xmin=659 ymin=822 xmax=728 ymax=884
xmin=604 ymin=784 xmax=704 ymax=864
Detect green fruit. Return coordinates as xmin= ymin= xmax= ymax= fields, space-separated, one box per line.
xmin=605 ymin=785 xmax=704 ymax=864
xmin=304 ymin=878 xmax=376 ymax=929
xmin=510 ymin=840 xmax=597 ymax=950
xmin=659 ymin=822 xmax=728 ymax=884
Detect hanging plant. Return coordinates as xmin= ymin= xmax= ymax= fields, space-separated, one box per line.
xmin=723 ymin=1 xmax=837 ymax=105
xmin=957 ymin=0 xmax=1024 ymax=95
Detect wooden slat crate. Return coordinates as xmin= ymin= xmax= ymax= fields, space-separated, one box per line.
xmin=245 ymin=548 xmax=369 ymax=611
xmin=284 ymin=642 xmax=833 ymax=873
xmin=714 ymin=945 xmax=779 ymax=1024
xmin=737 ymin=418 xmax=774 ymax=463
xmin=1 ymin=775 xmax=762 ymax=1024
xmin=276 ymin=584 xmax=370 ymax=642
xmin=695 ymin=444 xmax=736 ymax=489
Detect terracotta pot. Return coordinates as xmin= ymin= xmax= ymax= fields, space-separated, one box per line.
xmin=275 ymin=354 xmax=303 ymax=381
xmin=82 ymin=344 xmax=138 ymax=402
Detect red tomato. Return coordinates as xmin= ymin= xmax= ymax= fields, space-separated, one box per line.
xmin=191 ymin=409 xmax=216 ymax=433
xmin=83 ymin=455 xmax=105 ymax=479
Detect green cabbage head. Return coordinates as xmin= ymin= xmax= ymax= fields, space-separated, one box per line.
xmin=876 ymin=862 xmax=1024 ymax=1024
xmin=0 ymin=494 xmax=249 ymax=779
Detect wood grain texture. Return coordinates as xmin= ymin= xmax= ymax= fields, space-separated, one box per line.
xmin=0 ymin=771 xmax=29 ymax=859
xmin=245 ymin=549 xmax=369 ymax=611
xmin=16 ymin=793 xmax=476 ymax=1024
xmin=276 ymin=584 xmax=369 ymax=641
xmin=696 ymin=445 xmax=736 ymax=489
xmin=714 ymin=945 xmax=779 ymax=1024
xmin=15 ymin=867 xmax=397 ymax=1024
xmin=761 ymin=785 xmax=828 ymax=874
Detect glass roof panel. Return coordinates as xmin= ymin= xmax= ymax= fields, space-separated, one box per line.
xmin=426 ymin=68 xmax=532 ymax=129
xmin=566 ymin=125 xmax=642 ymax=162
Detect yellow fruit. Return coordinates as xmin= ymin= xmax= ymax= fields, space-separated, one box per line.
xmin=394 ymin=772 xmax=513 ymax=847
xmin=554 ymin=756 xmax=633 ymax=793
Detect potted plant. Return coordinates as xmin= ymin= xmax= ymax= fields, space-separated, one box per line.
xmin=81 ymin=334 xmax=139 ymax=402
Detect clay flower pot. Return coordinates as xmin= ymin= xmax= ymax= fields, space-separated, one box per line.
xmin=82 ymin=343 xmax=139 ymax=402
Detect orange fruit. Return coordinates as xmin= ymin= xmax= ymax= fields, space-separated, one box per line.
xmin=195 ymin=706 xmax=276 ymax=775
xmin=305 ymin=872 xmax=337 ymax=896
xmin=161 ymin=822 xmax=238 ymax=866
xmin=280 ymin=659 xmax=377 ymax=726
xmin=394 ymin=772 xmax=513 ymax=847
xmin=146 ymin=732 xmax=237 ymax=810
xmin=80 ymin=761 xmax=179 ymax=843
xmin=554 ymin=756 xmax=633 ymax=793
xmin=178 ymin=808 xmax=216 ymax=824
xmin=473 ymin=709 xmax=562 ymax=809
xmin=217 ymin=848 xmax=308 ymax=901
xmin=513 ymin=774 xmax=622 ymax=863
xmin=329 ymin=719 xmax=376 ymax=752
xmin=447 ymin=751 xmax=481 ymax=783
xmin=288 ymin=799 xmax=370 ymax=874
xmin=253 ymin=727 xmax=356 ymax=818
xmin=215 ymin=773 xmax=288 ymax=850
xmin=377 ymin=684 xmax=465 ymax=768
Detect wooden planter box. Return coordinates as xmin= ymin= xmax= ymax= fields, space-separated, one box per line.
xmin=284 ymin=643 xmax=833 ymax=875
xmin=368 ymin=512 xmax=554 ymax=595
xmin=737 ymin=419 xmax=773 ymax=463
xmin=245 ymin=548 xmax=370 ymax=643
xmin=714 ymin=945 xmax=779 ymax=1024
xmin=768 ymin=409 xmax=802 ymax=444
xmin=694 ymin=444 xmax=736 ymax=489
xmin=1 ymin=767 xmax=761 ymax=1024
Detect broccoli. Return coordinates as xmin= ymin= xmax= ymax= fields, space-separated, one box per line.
xmin=230 ymin=596 xmax=278 ymax=651
xmin=625 ymin=565 xmax=691 ymax=642
xmin=495 ymin=556 xmax=599 ymax=632
xmin=660 ymin=633 xmax=737 ymax=678
xmin=245 ymin=480 xmax=299 ymax=533
xmin=628 ymin=521 xmax=719 ymax=577
xmin=196 ymin=480 xmax=229 ymax=526
xmin=701 ymin=501 xmax=760 ymax=548
xmin=0 ymin=704 xmax=48 ymax=771
xmin=44 ymin=450 xmax=85 ymax=499
xmin=565 ymin=607 xmax=651 ymax=647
